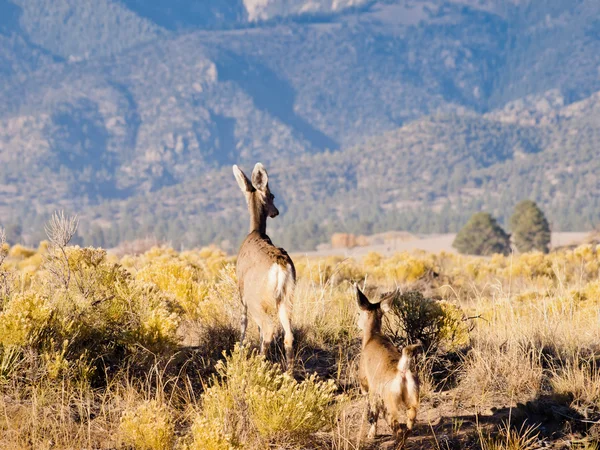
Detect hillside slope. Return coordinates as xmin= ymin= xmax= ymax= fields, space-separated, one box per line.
xmin=1 ymin=0 xmax=599 ymax=248
xmin=67 ymin=92 xmax=600 ymax=251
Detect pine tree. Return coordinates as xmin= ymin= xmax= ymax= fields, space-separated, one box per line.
xmin=510 ymin=200 xmax=551 ymax=253
xmin=453 ymin=212 xmax=511 ymax=256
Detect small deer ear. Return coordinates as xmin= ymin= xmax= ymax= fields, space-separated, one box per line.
xmin=380 ymin=292 xmax=395 ymax=313
xmin=356 ymin=285 xmax=373 ymax=311
xmin=233 ymin=165 xmax=252 ymax=193
xmin=251 ymin=162 xmax=269 ymax=192
xmin=380 ymin=298 xmax=392 ymax=313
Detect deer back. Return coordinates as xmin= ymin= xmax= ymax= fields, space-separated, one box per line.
xmin=237 ymin=231 xmax=295 ymax=314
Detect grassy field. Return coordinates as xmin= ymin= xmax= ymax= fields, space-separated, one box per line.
xmin=0 ymin=223 xmax=599 ymax=449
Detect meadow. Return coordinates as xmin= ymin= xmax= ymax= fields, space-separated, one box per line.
xmin=0 ymin=220 xmax=599 ymax=450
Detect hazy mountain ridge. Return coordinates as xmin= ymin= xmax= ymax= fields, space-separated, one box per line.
xmin=1 ymin=0 xmax=600 ymax=249
xmin=71 ymin=92 xmax=600 ymax=251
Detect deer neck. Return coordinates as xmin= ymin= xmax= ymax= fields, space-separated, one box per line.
xmin=362 ymin=315 xmax=382 ymax=347
xmin=248 ymin=195 xmax=267 ymax=234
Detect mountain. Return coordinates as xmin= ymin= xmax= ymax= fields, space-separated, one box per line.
xmin=74 ymin=92 xmax=599 ymax=251
xmin=0 ymin=0 xmax=599 ymax=250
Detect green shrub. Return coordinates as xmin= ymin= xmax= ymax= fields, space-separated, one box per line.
xmin=382 ymin=290 xmax=470 ymax=354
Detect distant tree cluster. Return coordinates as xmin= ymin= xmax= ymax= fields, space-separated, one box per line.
xmin=453 ymin=212 xmax=511 ymax=256
xmin=453 ymin=200 xmax=551 ymax=256
xmin=510 ymin=200 xmax=551 ymax=253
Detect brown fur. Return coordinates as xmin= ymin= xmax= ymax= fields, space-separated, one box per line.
xmin=356 ymin=287 xmax=420 ymax=449
xmin=233 ymin=163 xmax=296 ymax=370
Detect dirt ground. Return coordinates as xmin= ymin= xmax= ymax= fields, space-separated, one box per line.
xmin=333 ymin=390 xmax=597 ymax=450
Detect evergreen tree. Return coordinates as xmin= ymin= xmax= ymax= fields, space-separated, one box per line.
xmin=510 ymin=200 xmax=551 ymax=253
xmin=453 ymin=212 xmax=511 ymax=256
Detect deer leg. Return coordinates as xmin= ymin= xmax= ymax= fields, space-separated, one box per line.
xmin=278 ymin=302 xmax=294 ymax=371
xmin=390 ymin=420 xmax=408 ymax=449
xmin=403 ymin=405 xmax=417 ymax=445
xmin=366 ymin=401 xmax=379 ymax=440
xmin=358 ymin=402 xmax=368 ymax=446
xmin=240 ymin=302 xmax=248 ymax=343
xmin=386 ymin=404 xmax=409 ymax=449
xmin=259 ymin=318 xmax=275 ymax=357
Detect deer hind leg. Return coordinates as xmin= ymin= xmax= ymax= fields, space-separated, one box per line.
xmin=386 ymin=403 xmax=410 ymax=449
xmin=278 ymin=302 xmax=294 ymax=371
xmin=240 ymin=301 xmax=248 ymax=343
xmin=366 ymin=400 xmax=379 ymax=440
xmin=406 ymin=405 xmax=417 ymax=433
xmin=258 ymin=316 xmax=275 ymax=357
xmin=390 ymin=418 xmax=408 ymax=449
xmin=390 ymin=406 xmax=417 ymax=450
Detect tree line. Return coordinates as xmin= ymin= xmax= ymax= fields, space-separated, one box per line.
xmin=452 ymin=200 xmax=552 ymax=256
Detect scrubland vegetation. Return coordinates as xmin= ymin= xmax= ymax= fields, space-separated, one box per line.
xmin=0 ymin=219 xmax=599 ymax=449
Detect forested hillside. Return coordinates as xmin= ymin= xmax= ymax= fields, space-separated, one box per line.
xmin=1 ymin=0 xmax=599 ymax=250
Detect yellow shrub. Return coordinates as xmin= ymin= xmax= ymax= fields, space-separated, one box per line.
xmin=15 ymin=246 xmax=180 ymax=364
xmin=438 ymin=301 xmax=471 ymax=350
xmin=362 ymin=251 xmax=383 ymax=269
xmin=42 ymin=340 xmax=70 ymax=379
xmin=199 ymin=345 xmax=338 ymax=447
xmin=120 ymin=400 xmax=175 ymax=450
xmin=296 ymin=256 xmax=365 ymax=285
xmin=507 ymin=252 xmax=554 ymax=280
xmin=186 ymin=416 xmax=234 ymax=450
xmin=135 ymin=259 xmax=206 ymax=318
xmin=135 ymin=302 xmax=180 ymax=351
xmin=364 ymin=252 xmax=432 ymax=284
xmin=8 ymin=244 xmax=36 ymax=260
xmin=16 ymin=252 xmax=44 ymax=273
xmin=194 ymin=245 xmax=229 ymax=278
xmin=37 ymin=240 xmax=50 ymax=254
xmin=583 ymin=280 xmax=600 ymax=303
xmin=0 ymin=291 xmax=51 ymax=347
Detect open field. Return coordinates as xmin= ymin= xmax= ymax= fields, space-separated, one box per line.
xmin=1 ymin=229 xmax=600 ymax=449
xmin=298 ymin=232 xmax=590 ymax=259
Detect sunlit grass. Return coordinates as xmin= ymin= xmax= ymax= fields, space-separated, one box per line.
xmin=0 ymin=235 xmax=599 ymax=447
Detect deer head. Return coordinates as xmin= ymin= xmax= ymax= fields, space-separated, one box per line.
xmin=356 ymin=286 xmax=394 ymax=341
xmin=233 ymin=163 xmax=279 ymax=234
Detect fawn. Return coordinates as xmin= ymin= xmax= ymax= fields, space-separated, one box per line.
xmin=356 ymin=286 xmax=421 ymax=448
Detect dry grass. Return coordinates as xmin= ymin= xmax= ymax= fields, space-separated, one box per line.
xmin=0 ymin=227 xmax=599 ymax=448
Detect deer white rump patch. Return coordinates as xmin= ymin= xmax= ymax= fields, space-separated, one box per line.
xmin=389 ymin=376 xmax=402 ymax=396
xmin=389 ymin=352 xmax=411 ymax=395
xmin=268 ymin=263 xmax=292 ymax=300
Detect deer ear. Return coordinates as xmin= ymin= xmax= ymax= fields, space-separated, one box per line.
xmin=380 ymin=292 xmax=395 ymax=313
xmin=251 ymin=162 xmax=269 ymax=192
xmin=356 ymin=285 xmax=373 ymax=311
xmin=233 ymin=165 xmax=252 ymax=193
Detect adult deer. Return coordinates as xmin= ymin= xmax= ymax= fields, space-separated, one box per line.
xmin=356 ymin=286 xmax=421 ymax=449
xmin=233 ymin=163 xmax=295 ymax=370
